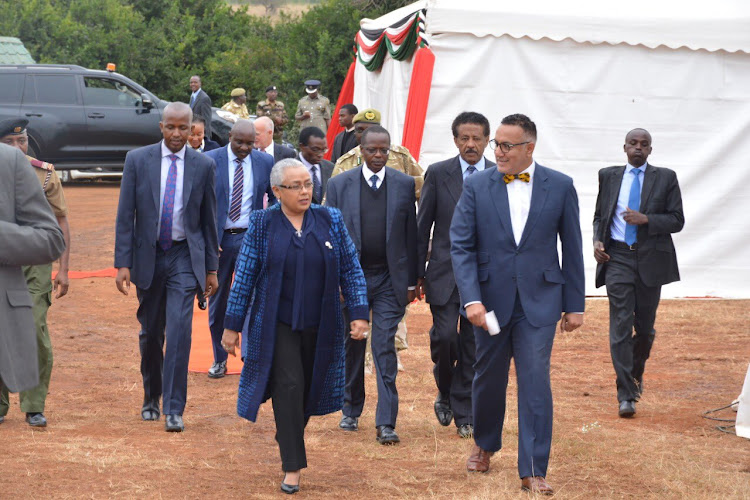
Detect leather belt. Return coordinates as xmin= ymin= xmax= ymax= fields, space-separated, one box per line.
xmin=610 ymin=240 xmax=637 ymax=251
xmin=225 ymin=228 xmax=247 ymax=235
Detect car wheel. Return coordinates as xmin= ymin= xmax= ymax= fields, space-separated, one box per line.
xmin=27 ymin=142 xmax=40 ymax=159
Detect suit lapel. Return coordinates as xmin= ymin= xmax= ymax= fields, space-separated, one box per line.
xmin=218 ymin=147 xmax=230 ymax=206
xmin=385 ymin=168 xmax=396 ymax=243
xmin=150 ymin=145 xmax=161 ymax=212
xmin=183 ymin=148 xmax=196 ymax=209
xmin=488 ymin=169 xmax=515 ymax=244
xmin=348 ymin=170 xmax=362 ymax=248
xmin=517 ymin=165 xmax=549 ymax=249
xmin=250 ymin=150 xmax=264 ymax=204
xmin=640 ymin=163 xmax=657 ymax=208
xmin=444 ymin=156 xmax=463 ymax=204
xmin=607 ymin=167 xmax=625 ymax=219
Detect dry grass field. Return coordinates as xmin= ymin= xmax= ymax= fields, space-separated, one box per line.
xmin=2 ymin=184 xmax=749 ymax=498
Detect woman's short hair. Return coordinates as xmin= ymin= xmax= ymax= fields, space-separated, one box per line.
xmin=270 ymin=158 xmax=307 ymax=187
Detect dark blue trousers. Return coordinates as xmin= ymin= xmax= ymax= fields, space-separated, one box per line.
xmin=136 ymin=242 xmax=199 ymax=416
xmin=343 ymin=269 xmax=404 ymax=428
xmin=208 ymin=231 xmax=245 ymax=364
xmin=472 ymin=296 xmax=556 ymax=479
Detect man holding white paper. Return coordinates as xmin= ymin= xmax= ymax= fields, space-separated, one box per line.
xmin=450 ymin=114 xmax=585 ymax=495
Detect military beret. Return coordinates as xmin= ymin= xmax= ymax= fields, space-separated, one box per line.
xmin=265 ymin=85 xmax=277 ymax=92
xmin=230 ymin=88 xmax=246 ymax=97
xmin=0 ymin=117 xmax=28 ymax=138
xmin=352 ymin=108 xmax=381 ymax=125
xmin=304 ymin=79 xmax=321 ymax=87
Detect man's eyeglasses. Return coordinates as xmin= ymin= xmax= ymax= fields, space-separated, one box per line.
xmin=278 ymin=181 xmax=314 ymax=192
xmin=305 ymin=147 xmax=328 ymax=154
xmin=363 ymin=147 xmax=390 ymax=156
xmin=489 ymin=139 xmax=530 ymax=153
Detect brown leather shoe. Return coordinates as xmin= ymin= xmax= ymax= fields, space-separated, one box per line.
xmin=521 ymin=476 xmax=554 ymax=495
xmin=466 ymin=444 xmax=493 ymax=473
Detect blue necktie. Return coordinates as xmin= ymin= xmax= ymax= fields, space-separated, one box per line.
xmin=158 ymin=154 xmax=178 ymax=250
xmin=311 ymin=165 xmax=322 ymax=202
xmin=624 ymin=168 xmax=641 ymax=246
xmin=190 ymin=93 xmax=196 ymax=107
xmin=370 ymin=174 xmax=379 ymax=191
xmin=465 ymin=165 xmax=476 ymax=180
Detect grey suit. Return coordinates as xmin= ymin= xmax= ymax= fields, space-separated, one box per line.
xmin=272 ymin=143 xmax=296 ymax=164
xmin=326 ymin=166 xmax=418 ymax=428
xmin=417 ymin=155 xmax=495 ymax=426
xmin=0 ymin=144 xmax=65 ymax=392
xmin=190 ymin=89 xmax=213 ymax=140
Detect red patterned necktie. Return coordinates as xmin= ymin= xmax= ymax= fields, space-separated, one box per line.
xmin=228 ymin=157 xmax=244 ymax=222
xmin=158 ymin=154 xmax=178 ymax=251
xmin=503 ymin=172 xmax=530 ymax=184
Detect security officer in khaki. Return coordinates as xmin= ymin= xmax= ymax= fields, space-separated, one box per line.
xmin=332 ymin=108 xmax=424 ymax=200
xmin=221 ymin=88 xmax=250 ymax=119
xmin=295 ymin=79 xmax=331 ymax=134
xmin=330 ymin=108 xmax=424 ymax=370
xmin=256 ymin=85 xmax=289 ymax=143
xmin=0 ymin=118 xmax=70 ymax=428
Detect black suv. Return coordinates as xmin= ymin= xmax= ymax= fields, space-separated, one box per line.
xmin=0 ymin=64 xmax=232 ymax=171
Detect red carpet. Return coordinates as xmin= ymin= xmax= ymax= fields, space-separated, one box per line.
xmin=56 ymin=268 xmax=243 ymax=375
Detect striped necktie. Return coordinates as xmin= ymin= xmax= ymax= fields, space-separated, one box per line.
xmin=228 ymin=158 xmax=244 ymax=222
xmin=158 ymin=154 xmax=178 ymax=250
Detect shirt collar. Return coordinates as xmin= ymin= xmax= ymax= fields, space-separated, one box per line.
xmin=298 ymin=152 xmax=316 ymax=169
xmin=191 ymin=89 xmax=201 ymax=98
xmin=345 ymin=126 xmax=355 ymax=132
xmin=362 ymin=163 xmax=386 ymax=182
xmin=161 ymin=141 xmax=187 ymax=160
xmin=626 ymin=162 xmax=647 ymax=173
xmin=458 ymin=155 xmax=486 ymax=174
xmin=227 ymin=146 xmax=249 ymax=165
xmin=264 ymin=142 xmax=274 ymax=156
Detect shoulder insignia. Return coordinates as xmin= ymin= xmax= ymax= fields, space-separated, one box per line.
xmin=26 ymin=156 xmax=55 ymax=171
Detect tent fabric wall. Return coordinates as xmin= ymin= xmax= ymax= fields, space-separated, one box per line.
xmin=351 ymin=1 xmax=750 ymax=298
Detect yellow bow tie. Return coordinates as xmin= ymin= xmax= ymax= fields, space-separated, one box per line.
xmin=503 ymin=173 xmax=530 ymax=184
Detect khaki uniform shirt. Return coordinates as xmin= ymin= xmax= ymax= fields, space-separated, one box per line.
xmin=295 ymin=95 xmax=331 ymax=133
xmin=332 ymin=144 xmax=424 ymax=199
xmin=221 ymin=100 xmax=250 ymax=119
xmin=256 ymin=99 xmax=289 ymax=141
xmin=27 ymin=156 xmax=67 ymax=217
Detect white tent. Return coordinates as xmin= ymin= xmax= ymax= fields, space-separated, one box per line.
xmin=352 ymin=0 xmax=750 ymax=298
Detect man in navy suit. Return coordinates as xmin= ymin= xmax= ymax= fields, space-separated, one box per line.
xmin=253 ymin=116 xmax=296 ymax=163
xmin=297 ymin=127 xmax=333 ymax=204
xmin=189 ymin=76 xmax=213 ymax=140
xmin=204 ymin=119 xmax=275 ymax=379
xmin=326 ymin=126 xmax=418 ymax=445
xmin=417 ymin=111 xmax=495 ymax=439
xmin=450 ymin=114 xmax=585 ymax=494
xmin=115 ymin=102 xmax=219 ymax=432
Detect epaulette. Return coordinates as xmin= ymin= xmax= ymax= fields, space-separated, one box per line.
xmin=390 ymin=144 xmax=411 ymax=156
xmin=26 ymin=155 xmax=55 ymax=171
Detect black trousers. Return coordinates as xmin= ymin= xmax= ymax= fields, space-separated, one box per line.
xmin=605 ymin=245 xmax=661 ymax=402
xmin=429 ymin=287 xmax=475 ymax=426
xmin=270 ymin=322 xmax=317 ymax=471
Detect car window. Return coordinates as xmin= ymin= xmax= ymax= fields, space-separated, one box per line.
xmin=83 ymin=77 xmax=141 ymax=107
xmin=0 ymin=74 xmax=24 ymax=104
xmin=33 ymin=75 xmax=79 ymax=105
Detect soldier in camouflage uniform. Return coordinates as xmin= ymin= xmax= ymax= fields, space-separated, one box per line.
xmin=295 ymin=79 xmax=331 ymax=134
xmin=330 ymin=108 xmax=424 ymax=370
xmin=0 ymin=118 xmax=70 ymax=428
xmin=256 ymin=85 xmax=289 ymax=143
xmin=220 ymin=88 xmax=250 ymax=119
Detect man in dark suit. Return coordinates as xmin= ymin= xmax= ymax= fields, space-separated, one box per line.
xmin=188 ymin=117 xmax=220 ymax=153
xmin=204 ymin=119 xmax=275 ymax=379
xmin=331 ymin=104 xmax=358 ymax=163
xmin=115 ymin=102 xmax=219 ymax=433
xmin=253 ymin=116 xmax=295 ymax=163
xmin=326 ymin=126 xmax=418 ymax=445
xmin=298 ymin=127 xmax=333 ymax=205
xmin=593 ymin=128 xmax=684 ymax=418
xmin=189 ymin=75 xmax=213 ymax=141
xmin=450 ymin=114 xmax=585 ymax=494
xmin=417 ymin=111 xmax=495 ymax=439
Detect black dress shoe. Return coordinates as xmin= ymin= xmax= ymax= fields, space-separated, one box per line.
xmin=26 ymin=412 xmax=47 ymax=427
xmin=280 ymin=482 xmax=299 ymax=494
xmin=376 ymin=425 xmax=400 ymax=445
xmin=141 ymin=398 xmax=160 ymax=421
xmin=165 ymin=414 xmax=184 ymax=432
xmin=208 ymin=360 xmax=227 ymax=379
xmin=197 ymin=293 xmax=207 ymax=310
xmin=339 ymin=415 xmax=358 ymax=431
xmin=618 ymin=400 xmax=636 ymax=418
xmin=434 ymin=392 xmax=453 ymax=427
xmin=456 ymin=423 xmax=473 ymax=439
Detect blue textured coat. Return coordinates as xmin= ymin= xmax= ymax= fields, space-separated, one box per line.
xmin=224 ymin=204 xmax=369 ymax=422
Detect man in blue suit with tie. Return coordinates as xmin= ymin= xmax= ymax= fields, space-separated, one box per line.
xmin=115 ymin=102 xmax=219 ymax=432
xmin=450 ymin=114 xmax=585 ymax=495
xmin=204 ymin=119 xmax=275 ymax=379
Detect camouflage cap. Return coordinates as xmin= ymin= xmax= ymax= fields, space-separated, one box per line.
xmin=352 ymin=108 xmax=381 ymax=125
xmin=230 ymin=88 xmax=246 ymax=97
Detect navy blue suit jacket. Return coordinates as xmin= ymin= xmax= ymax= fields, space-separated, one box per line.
xmin=325 ymin=166 xmax=418 ymax=307
xmin=114 ymin=142 xmax=219 ymax=291
xmin=205 ymin=146 xmax=275 ymax=238
xmin=450 ymin=163 xmax=585 ymax=328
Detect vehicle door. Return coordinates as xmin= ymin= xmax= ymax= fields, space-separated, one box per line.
xmin=0 ymin=72 xmax=24 ymax=127
xmin=19 ymin=73 xmax=87 ymax=162
xmin=82 ymin=76 xmax=162 ymax=160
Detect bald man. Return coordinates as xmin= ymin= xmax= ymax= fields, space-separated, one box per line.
xmin=204 ymin=120 xmax=276 ymax=379
xmin=115 ymin=102 xmax=219 ymax=432
xmin=254 ymin=116 xmax=295 ymax=164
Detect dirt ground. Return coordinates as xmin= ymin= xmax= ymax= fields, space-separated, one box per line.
xmin=3 ymin=184 xmax=749 ymax=499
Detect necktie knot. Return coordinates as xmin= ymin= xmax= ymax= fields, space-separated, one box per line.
xmin=466 ymin=165 xmax=477 ymax=177
xmin=370 ymin=174 xmax=379 ymax=191
xmin=168 ymin=154 xmax=178 ymax=164
xmin=235 ymin=157 xmax=243 ymax=166
xmin=503 ymin=172 xmax=530 ymax=184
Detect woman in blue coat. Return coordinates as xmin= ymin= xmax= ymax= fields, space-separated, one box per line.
xmin=221 ymin=158 xmax=369 ymax=494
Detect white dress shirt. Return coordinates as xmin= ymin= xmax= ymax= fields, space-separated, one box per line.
xmin=262 ymin=141 xmax=275 ymax=158
xmin=610 ymin=162 xmax=646 ymax=243
xmin=507 ymin=161 xmax=536 ymax=245
xmin=459 ymin=155 xmax=487 ymax=180
xmin=158 ymin=141 xmax=186 ymax=241
xmin=362 ymin=163 xmax=386 ymax=189
xmin=225 ymin=147 xmax=254 ymax=230
xmin=299 ymin=152 xmax=322 ymax=186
